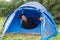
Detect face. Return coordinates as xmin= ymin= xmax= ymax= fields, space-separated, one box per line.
xmin=21 ymin=15 xmax=27 ymax=21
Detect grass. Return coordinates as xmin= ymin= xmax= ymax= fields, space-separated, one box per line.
xmin=2 ymin=34 xmax=41 ymax=40
xmin=0 ymin=17 xmax=60 ymax=40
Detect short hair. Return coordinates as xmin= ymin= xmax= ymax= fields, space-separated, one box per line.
xmin=19 ymin=14 xmax=24 ymax=19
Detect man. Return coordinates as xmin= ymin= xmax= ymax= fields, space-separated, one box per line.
xmin=20 ymin=14 xmax=43 ymax=29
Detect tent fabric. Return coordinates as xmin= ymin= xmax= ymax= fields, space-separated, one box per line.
xmin=1 ymin=2 xmax=58 ymax=40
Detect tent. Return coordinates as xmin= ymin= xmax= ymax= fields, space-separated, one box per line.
xmin=1 ymin=2 xmax=58 ymax=40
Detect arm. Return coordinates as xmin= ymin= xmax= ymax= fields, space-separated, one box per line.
xmin=35 ymin=17 xmax=43 ymax=21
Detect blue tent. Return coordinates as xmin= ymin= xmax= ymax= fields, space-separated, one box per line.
xmin=1 ymin=2 xmax=58 ymax=40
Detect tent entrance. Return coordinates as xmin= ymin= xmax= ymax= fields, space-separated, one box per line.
xmin=20 ymin=9 xmax=41 ymax=29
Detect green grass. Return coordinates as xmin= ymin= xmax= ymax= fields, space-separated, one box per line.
xmin=0 ymin=17 xmax=60 ymax=40
xmin=2 ymin=34 xmax=41 ymax=40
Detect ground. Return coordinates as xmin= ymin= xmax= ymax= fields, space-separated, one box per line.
xmin=0 ymin=17 xmax=60 ymax=40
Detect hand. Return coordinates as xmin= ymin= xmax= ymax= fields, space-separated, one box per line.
xmin=39 ymin=17 xmax=43 ymax=21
